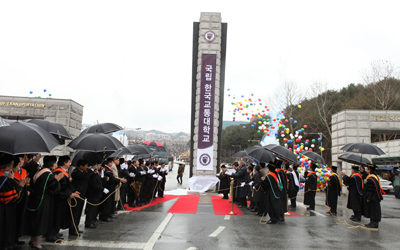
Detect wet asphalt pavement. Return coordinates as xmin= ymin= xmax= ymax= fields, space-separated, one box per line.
xmin=19 ymin=166 xmax=400 ymax=250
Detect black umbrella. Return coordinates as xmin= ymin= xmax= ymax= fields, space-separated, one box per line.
xmin=0 ymin=121 xmax=60 ymax=155
xmin=71 ymin=150 xmax=113 ymax=166
xmin=233 ymin=151 xmax=248 ymax=158
xmin=340 ymin=142 xmax=385 ymax=155
xmin=67 ymin=133 xmax=124 ymax=152
xmin=126 ymin=145 xmax=153 ymax=155
xmin=27 ymin=119 xmax=72 ymax=143
xmin=244 ymin=145 xmax=276 ymax=163
xmin=264 ymin=144 xmax=298 ymax=164
xmin=83 ymin=122 xmax=123 ymax=134
xmin=301 ymin=151 xmax=326 ymax=165
xmin=338 ymin=153 xmax=372 ymax=165
xmin=110 ymin=147 xmax=139 ymax=158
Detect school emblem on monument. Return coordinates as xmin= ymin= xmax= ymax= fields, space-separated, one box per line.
xmin=204 ymin=31 xmax=216 ymax=42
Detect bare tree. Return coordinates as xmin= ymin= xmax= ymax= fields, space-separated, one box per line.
xmin=309 ymin=81 xmax=333 ymax=139
xmin=362 ymin=60 xmax=400 ymax=110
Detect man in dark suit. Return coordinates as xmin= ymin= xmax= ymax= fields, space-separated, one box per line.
xmin=85 ymin=163 xmax=104 ymax=228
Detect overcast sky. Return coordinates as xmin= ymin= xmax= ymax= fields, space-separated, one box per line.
xmin=1 ymin=1 xmax=400 ymax=134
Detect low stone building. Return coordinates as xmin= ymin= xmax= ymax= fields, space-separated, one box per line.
xmin=332 ymin=109 xmax=400 ymax=172
xmin=0 ymin=95 xmax=83 ymax=155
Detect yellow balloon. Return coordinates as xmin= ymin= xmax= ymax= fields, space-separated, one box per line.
xmin=245 ymin=99 xmax=247 ymax=101
xmin=258 ymin=121 xmax=262 ymax=124
xmin=264 ymin=130 xmax=267 ymax=133
xmin=298 ymin=168 xmax=302 ymax=171
xmin=321 ymin=148 xmax=325 ymax=151
xmin=278 ymin=124 xmax=282 ymax=127
xmin=298 ymin=105 xmax=302 ymax=108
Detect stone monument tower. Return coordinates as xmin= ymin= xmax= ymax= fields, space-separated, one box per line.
xmin=190 ymin=13 xmax=227 ymax=178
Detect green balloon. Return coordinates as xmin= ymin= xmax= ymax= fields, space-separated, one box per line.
xmin=257 ymin=130 xmax=261 ymax=133
xmin=233 ymin=112 xmax=236 ymax=115
xmin=251 ymin=93 xmax=254 ymax=96
xmin=301 ymin=128 xmax=304 ymax=131
xmin=277 ymin=118 xmax=280 ymax=120
xmin=312 ymin=139 xmax=316 ymax=143
xmin=316 ymin=163 xmax=319 ymax=167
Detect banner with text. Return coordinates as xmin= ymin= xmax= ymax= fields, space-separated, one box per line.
xmin=196 ymin=53 xmax=216 ymax=171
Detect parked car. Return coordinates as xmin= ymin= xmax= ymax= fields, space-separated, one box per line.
xmin=379 ymin=176 xmax=394 ymax=194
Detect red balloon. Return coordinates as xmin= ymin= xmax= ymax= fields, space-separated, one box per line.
xmin=281 ymin=110 xmax=284 ymax=113
xmin=304 ymin=125 xmax=307 ymax=128
xmin=258 ymin=99 xmax=261 ymax=101
xmin=267 ymin=133 xmax=270 ymax=136
xmin=289 ymin=148 xmax=293 ymax=151
xmin=273 ymin=119 xmax=276 ymax=122
xmin=309 ymin=148 xmax=313 ymax=151
xmin=294 ymin=145 xmax=297 ymax=149
xmin=267 ymin=109 xmax=270 ymax=111
xmin=271 ymin=126 xmax=275 ymax=129
xmin=285 ymin=119 xmax=288 ymax=123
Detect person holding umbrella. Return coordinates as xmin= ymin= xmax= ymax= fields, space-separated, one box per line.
xmin=261 ymin=161 xmax=284 ymax=224
xmin=340 ymin=166 xmax=364 ymax=221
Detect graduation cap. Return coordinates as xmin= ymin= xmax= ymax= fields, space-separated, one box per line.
xmin=267 ymin=161 xmax=276 ymax=171
xmin=0 ymin=153 xmax=13 ymax=169
xmin=351 ymin=165 xmax=359 ymax=171
xmin=367 ymin=164 xmax=377 ymax=171
xmin=273 ymin=159 xmax=283 ymax=168
xmin=220 ymin=165 xmax=226 ymax=169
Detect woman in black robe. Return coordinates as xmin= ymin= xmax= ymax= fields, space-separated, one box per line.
xmin=217 ymin=165 xmax=230 ymax=199
xmin=363 ymin=165 xmax=383 ymax=228
xmin=341 ymin=166 xmax=364 ymax=221
xmin=25 ymin=156 xmax=62 ymax=250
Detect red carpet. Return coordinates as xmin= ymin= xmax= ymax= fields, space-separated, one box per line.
xmin=167 ymin=194 xmax=200 ymax=214
xmin=211 ymin=195 xmax=244 ymax=216
xmin=124 ymin=195 xmax=179 ymax=211
xmin=285 ymin=211 xmax=304 ymax=217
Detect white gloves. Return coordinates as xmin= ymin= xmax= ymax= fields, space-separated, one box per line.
xmin=240 ymin=182 xmax=245 ymax=187
xmin=216 ymin=174 xmax=220 ymax=177
xmin=152 ymin=174 xmax=158 ymax=178
xmin=140 ymin=171 xmax=146 ymax=175
xmin=249 ymin=181 xmax=254 ymax=186
xmin=129 ymin=173 xmax=135 ymax=177
xmin=148 ymin=169 xmax=155 ymax=174
xmin=253 ymin=186 xmax=256 ymax=190
xmin=158 ymin=176 xmax=163 ymax=181
xmin=225 ymin=172 xmax=232 ymax=176
xmin=160 ymin=168 xmax=165 ymax=172
xmin=103 ymin=188 xmax=109 ymax=194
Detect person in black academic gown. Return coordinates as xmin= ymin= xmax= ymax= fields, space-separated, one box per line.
xmin=69 ymin=159 xmax=89 ymax=236
xmin=275 ymin=160 xmax=288 ymax=220
xmin=326 ymin=166 xmax=342 ymax=216
xmin=47 ymin=156 xmax=79 ymax=242
xmin=85 ymin=164 xmax=104 ymax=228
xmin=252 ymin=165 xmax=265 ymax=216
xmin=216 ymin=165 xmax=230 ymax=199
xmin=341 ymin=166 xmax=364 ymax=221
xmin=25 ymin=155 xmax=62 ymax=250
xmin=261 ymin=162 xmax=284 ymax=224
xmin=1 ymin=153 xmax=28 ymax=250
xmin=363 ymin=164 xmax=383 ymax=228
xmin=304 ymin=163 xmax=318 ymax=211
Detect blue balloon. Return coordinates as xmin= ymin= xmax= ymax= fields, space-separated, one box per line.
xmin=275 ymin=133 xmax=278 ymax=136
xmin=288 ymin=140 xmax=293 ymax=143
xmin=250 ymin=103 xmax=253 ymax=106
xmin=243 ymin=126 xmax=246 ymax=129
xmin=305 ymin=142 xmax=309 ymax=145
xmin=247 ymin=117 xmax=250 ymax=120
xmin=294 ymin=120 xmax=298 ymax=124
xmin=253 ymin=122 xmax=257 ymax=125
xmin=29 ymin=91 xmax=33 ymax=94
xmin=227 ymin=88 xmax=230 ymax=91
xmin=241 ymin=95 xmax=244 ymax=98
xmin=318 ymin=138 xmax=322 ymax=142
xmin=43 ymin=89 xmax=47 ymax=92
xmin=290 ymin=117 xmax=293 ymax=121
xmin=228 ymin=94 xmax=231 ymax=97
xmin=251 ymin=125 xmax=254 ymax=128
xmin=233 ymin=119 xmax=235 ymax=122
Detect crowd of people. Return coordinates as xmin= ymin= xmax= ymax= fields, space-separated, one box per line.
xmin=0 ymin=153 xmax=169 ymax=250
xmin=217 ymin=160 xmax=383 ymax=228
